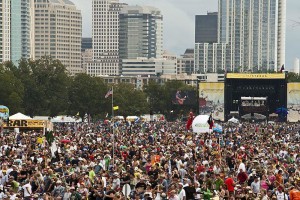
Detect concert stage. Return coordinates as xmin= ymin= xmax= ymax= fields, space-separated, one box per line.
xmin=224 ymin=73 xmax=287 ymax=121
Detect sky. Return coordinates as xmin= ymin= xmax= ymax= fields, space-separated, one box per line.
xmin=72 ymin=0 xmax=300 ymax=70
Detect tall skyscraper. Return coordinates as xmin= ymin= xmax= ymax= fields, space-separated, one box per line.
xmin=32 ymin=0 xmax=82 ymax=75
xmin=119 ymin=6 xmax=163 ymax=60
xmin=91 ymin=0 xmax=127 ymax=75
xmin=195 ymin=12 xmax=218 ymax=44
xmin=277 ymin=0 xmax=286 ymax=69
xmin=11 ymin=0 xmax=31 ymax=63
xmin=195 ymin=0 xmax=286 ymax=73
xmin=0 ymin=0 xmax=11 ymax=63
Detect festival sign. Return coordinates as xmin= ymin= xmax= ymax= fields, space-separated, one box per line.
xmin=199 ymin=82 xmax=224 ymax=121
xmin=0 ymin=105 xmax=9 ymax=120
xmin=3 ymin=119 xmax=45 ymax=128
xmin=287 ymin=83 xmax=300 ymax=122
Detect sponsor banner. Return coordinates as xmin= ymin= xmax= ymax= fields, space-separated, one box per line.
xmin=226 ymin=73 xmax=285 ymax=79
xmin=287 ymin=83 xmax=300 ymax=122
xmin=199 ymin=82 xmax=224 ymax=121
xmin=0 ymin=105 xmax=9 ymax=120
xmin=3 ymin=119 xmax=45 ymax=128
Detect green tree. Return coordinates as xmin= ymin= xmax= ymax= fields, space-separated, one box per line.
xmin=0 ymin=63 xmax=24 ymax=114
xmin=13 ymin=57 xmax=71 ymax=116
xmin=287 ymin=72 xmax=300 ymax=82
xmin=143 ymin=80 xmax=165 ymax=114
xmin=113 ymin=83 xmax=148 ymax=117
xmin=69 ymin=74 xmax=108 ymax=118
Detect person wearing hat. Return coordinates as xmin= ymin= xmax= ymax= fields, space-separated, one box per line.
xmin=69 ymin=186 xmax=82 ymax=200
xmin=112 ymin=172 xmax=120 ymax=191
xmin=177 ymin=182 xmax=186 ymax=200
xmin=52 ymin=179 xmax=65 ymax=199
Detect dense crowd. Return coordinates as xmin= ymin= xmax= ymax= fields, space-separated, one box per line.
xmin=0 ymin=120 xmax=300 ymax=200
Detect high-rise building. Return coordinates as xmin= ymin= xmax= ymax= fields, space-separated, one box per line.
xmin=119 ymin=6 xmax=163 ymax=60
xmin=277 ymin=0 xmax=286 ymax=69
xmin=195 ymin=12 xmax=218 ymax=44
xmin=32 ymin=0 xmax=82 ymax=75
xmin=10 ymin=0 xmax=31 ymax=63
xmin=91 ymin=0 xmax=127 ymax=76
xmin=0 ymin=0 xmax=11 ymax=63
xmin=195 ymin=0 xmax=286 ymax=73
xmin=0 ymin=0 xmax=31 ymax=64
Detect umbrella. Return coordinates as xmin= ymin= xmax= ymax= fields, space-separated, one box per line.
xmin=60 ymin=139 xmax=71 ymax=143
xmin=228 ymin=117 xmax=239 ymax=123
xmin=275 ymin=107 xmax=288 ymax=116
xmin=213 ymin=123 xmax=223 ymax=133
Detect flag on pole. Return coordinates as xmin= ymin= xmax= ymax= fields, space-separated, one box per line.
xmin=280 ymin=64 xmax=285 ymax=73
xmin=113 ymin=106 xmax=119 ymax=110
xmin=105 ymin=88 xmax=113 ymax=98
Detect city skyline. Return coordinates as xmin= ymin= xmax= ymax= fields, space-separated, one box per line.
xmin=74 ymin=0 xmax=299 ymax=70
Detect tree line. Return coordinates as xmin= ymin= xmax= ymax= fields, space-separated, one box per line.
xmin=0 ymin=57 xmax=197 ymax=120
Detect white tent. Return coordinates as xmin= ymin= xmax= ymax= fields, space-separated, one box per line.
xmin=192 ymin=115 xmax=210 ymax=133
xmin=9 ymin=112 xmax=32 ymax=120
xmin=51 ymin=116 xmax=81 ymax=123
xmin=228 ymin=117 xmax=239 ymax=123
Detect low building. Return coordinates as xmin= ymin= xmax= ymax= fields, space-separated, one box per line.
xmin=82 ymin=49 xmax=92 ymax=73
xmin=86 ymin=60 xmax=120 ymax=76
xmin=121 ymin=57 xmax=177 ymax=76
xmin=177 ymin=49 xmax=194 ymax=75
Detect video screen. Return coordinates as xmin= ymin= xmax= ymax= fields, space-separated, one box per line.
xmin=172 ymin=90 xmax=196 ymax=105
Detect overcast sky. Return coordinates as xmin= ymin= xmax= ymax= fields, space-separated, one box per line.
xmin=72 ymin=0 xmax=299 ymax=70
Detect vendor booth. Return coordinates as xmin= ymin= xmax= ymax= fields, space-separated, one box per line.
xmin=3 ymin=112 xmax=46 ymax=132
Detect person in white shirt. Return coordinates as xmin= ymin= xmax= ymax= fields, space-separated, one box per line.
xmin=237 ymin=159 xmax=246 ymax=173
xmin=275 ymin=187 xmax=288 ymax=200
xmin=22 ymin=179 xmax=32 ymax=199
xmin=250 ymin=176 xmax=260 ymax=194
xmin=177 ymin=183 xmax=186 ymax=200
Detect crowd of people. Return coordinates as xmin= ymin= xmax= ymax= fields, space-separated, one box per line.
xmin=0 ymin=119 xmax=300 ymax=200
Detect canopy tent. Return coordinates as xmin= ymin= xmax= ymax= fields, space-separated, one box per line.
xmin=9 ymin=112 xmax=32 ymax=120
xmin=228 ymin=117 xmax=239 ymax=123
xmin=51 ymin=116 xmax=81 ymax=123
xmin=192 ymin=115 xmax=210 ymax=133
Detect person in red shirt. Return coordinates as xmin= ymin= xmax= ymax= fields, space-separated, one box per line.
xmin=121 ymin=151 xmax=129 ymax=161
xmin=225 ymin=172 xmax=235 ymax=199
xmin=237 ymin=168 xmax=248 ymax=185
